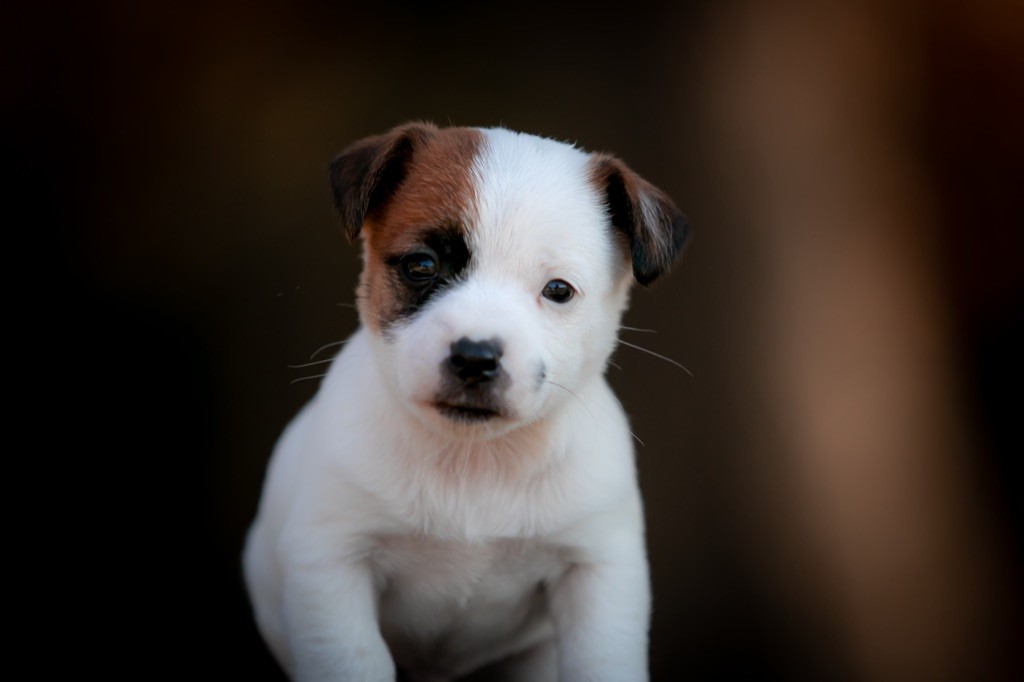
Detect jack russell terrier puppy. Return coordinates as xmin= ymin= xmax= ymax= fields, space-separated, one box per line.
xmin=243 ymin=122 xmax=688 ymax=682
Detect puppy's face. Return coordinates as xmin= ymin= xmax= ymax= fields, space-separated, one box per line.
xmin=330 ymin=123 xmax=687 ymax=439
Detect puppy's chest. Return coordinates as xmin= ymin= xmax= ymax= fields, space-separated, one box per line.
xmin=371 ymin=534 xmax=566 ymax=613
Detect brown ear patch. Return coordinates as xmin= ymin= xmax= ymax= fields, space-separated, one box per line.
xmin=329 ymin=121 xmax=439 ymax=241
xmin=587 ymin=153 xmax=689 ymax=286
xmin=328 ymin=123 xmax=483 ymax=334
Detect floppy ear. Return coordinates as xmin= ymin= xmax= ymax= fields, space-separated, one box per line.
xmin=328 ymin=122 xmax=439 ymax=241
xmin=588 ymin=153 xmax=689 ymax=286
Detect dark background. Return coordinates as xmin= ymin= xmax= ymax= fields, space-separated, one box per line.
xmin=8 ymin=1 xmax=1022 ymax=679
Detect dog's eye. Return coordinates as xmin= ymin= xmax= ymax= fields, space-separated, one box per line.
xmin=400 ymin=253 xmax=439 ymax=284
xmin=541 ymin=279 xmax=575 ymax=304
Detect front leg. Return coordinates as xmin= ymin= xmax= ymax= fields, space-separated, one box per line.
xmin=282 ymin=555 xmax=395 ymax=682
xmin=548 ymin=528 xmax=651 ymax=681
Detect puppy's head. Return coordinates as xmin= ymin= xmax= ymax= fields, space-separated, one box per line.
xmin=330 ymin=122 xmax=687 ymax=439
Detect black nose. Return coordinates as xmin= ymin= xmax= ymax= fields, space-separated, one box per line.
xmin=448 ymin=337 xmax=503 ymax=384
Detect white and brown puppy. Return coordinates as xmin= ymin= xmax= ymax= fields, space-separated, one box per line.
xmin=243 ymin=122 xmax=687 ymax=682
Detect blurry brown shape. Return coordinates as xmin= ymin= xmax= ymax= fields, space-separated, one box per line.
xmin=701 ymin=1 xmax=1021 ymax=679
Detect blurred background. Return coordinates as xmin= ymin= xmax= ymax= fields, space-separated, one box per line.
xmin=8 ymin=1 xmax=1021 ymax=679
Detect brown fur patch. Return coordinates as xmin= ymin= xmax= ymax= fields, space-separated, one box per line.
xmin=340 ymin=124 xmax=483 ymax=333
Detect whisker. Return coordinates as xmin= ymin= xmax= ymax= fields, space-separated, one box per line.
xmin=461 ymin=442 xmax=472 ymax=479
xmin=337 ymin=302 xmax=359 ymax=311
xmin=607 ymin=359 xmax=622 ymax=371
xmin=619 ymin=325 xmax=658 ymax=334
xmin=288 ymin=357 xmax=336 ymax=369
xmin=310 ymin=339 xmax=347 ymax=360
xmin=290 ymin=373 xmax=329 ymax=385
xmin=546 ymin=380 xmax=646 ymax=447
xmin=603 ymin=391 xmax=647 ymax=446
xmin=615 ymin=339 xmax=694 ymax=377
xmin=545 ymin=381 xmax=593 ymax=420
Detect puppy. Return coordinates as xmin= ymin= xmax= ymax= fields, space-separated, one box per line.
xmin=243 ymin=122 xmax=687 ymax=682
